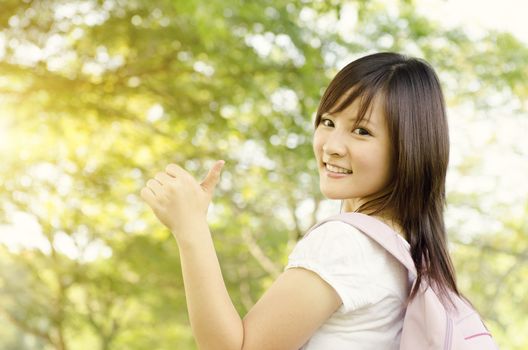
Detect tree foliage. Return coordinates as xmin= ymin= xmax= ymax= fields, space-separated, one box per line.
xmin=0 ymin=0 xmax=527 ymax=349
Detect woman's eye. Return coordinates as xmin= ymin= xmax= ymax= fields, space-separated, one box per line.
xmin=353 ymin=128 xmax=370 ymax=136
xmin=320 ymin=118 xmax=370 ymax=136
xmin=321 ymin=118 xmax=334 ymax=127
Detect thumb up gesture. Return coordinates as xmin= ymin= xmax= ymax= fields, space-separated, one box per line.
xmin=140 ymin=160 xmax=225 ymax=241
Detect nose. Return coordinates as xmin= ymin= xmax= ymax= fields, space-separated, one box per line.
xmin=322 ymin=129 xmax=347 ymax=158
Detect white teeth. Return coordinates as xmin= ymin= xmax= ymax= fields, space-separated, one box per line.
xmin=325 ymin=163 xmax=352 ymax=174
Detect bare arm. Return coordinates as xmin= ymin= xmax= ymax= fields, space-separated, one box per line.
xmin=177 ymin=223 xmax=243 ymax=350
xmin=177 ymin=223 xmax=341 ymax=350
xmin=140 ymin=162 xmax=341 ymax=349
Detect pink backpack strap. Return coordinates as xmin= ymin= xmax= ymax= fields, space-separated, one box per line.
xmin=309 ymin=212 xmax=417 ymax=278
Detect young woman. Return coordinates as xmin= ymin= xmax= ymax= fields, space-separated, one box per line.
xmin=140 ymin=52 xmax=459 ymax=350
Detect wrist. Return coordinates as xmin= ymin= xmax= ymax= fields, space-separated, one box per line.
xmin=171 ymin=221 xmax=211 ymax=248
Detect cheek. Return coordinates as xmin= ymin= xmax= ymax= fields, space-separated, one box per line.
xmin=372 ymin=147 xmax=393 ymax=183
xmin=312 ymin=132 xmax=323 ymax=158
xmin=357 ymin=146 xmax=390 ymax=176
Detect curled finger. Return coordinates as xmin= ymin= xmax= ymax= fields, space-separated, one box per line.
xmin=146 ymin=178 xmax=163 ymax=196
xmin=154 ymin=172 xmax=174 ymax=186
xmin=140 ymin=187 xmax=157 ymax=207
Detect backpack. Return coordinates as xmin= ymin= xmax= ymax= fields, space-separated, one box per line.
xmin=308 ymin=212 xmax=500 ymax=350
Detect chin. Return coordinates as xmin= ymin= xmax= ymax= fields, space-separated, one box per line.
xmin=319 ymin=186 xmax=351 ymax=200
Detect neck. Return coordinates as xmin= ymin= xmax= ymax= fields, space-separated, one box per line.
xmin=341 ymin=200 xmax=404 ymax=237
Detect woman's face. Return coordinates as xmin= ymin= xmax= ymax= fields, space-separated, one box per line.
xmin=313 ymin=94 xmax=394 ymax=210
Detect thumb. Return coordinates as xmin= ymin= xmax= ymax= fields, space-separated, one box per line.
xmin=201 ymin=160 xmax=225 ymax=195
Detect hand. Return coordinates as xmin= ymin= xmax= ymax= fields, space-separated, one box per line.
xmin=140 ymin=160 xmax=225 ymax=240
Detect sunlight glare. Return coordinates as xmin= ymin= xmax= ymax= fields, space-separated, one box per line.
xmin=0 ymin=102 xmax=13 ymax=155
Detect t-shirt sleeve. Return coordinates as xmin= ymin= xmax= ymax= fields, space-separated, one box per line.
xmin=285 ymin=220 xmax=376 ymax=313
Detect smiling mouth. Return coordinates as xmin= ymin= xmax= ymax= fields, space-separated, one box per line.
xmin=323 ymin=162 xmax=353 ymax=174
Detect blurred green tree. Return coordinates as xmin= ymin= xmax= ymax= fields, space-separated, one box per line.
xmin=0 ymin=0 xmax=526 ymax=349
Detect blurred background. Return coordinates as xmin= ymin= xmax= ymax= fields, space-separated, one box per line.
xmin=0 ymin=0 xmax=527 ymax=349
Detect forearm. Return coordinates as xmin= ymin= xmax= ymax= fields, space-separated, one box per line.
xmin=176 ymin=222 xmax=243 ymax=350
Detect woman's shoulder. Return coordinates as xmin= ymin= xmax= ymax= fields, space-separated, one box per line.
xmin=302 ymin=220 xmax=370 ymax=246
xmin=295 ymin=219 xmax=388 ymax=258
xmin=308 ymin=218 xmax=403 ymax=245
xmin=287 ymin=219 xmax=408 ymax=312
xmin=309 ymin=219 xmax=363 ymax=236
xmin=298 ymin=218 xmax=410 ymax=270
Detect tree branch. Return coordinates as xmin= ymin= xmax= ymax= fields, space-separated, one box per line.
xmin=237 ymin=263 xmax=255 ymax=312
xmin=240 ymin=227 xmax=281 ymax=278
xmin=0 ymin=307 xmax=53 ymax=345
xmin=451 ymin=238 xmax=528 ymax=259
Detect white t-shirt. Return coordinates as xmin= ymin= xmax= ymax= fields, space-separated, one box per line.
xmin=285 ymin=220 xmax=411 ymax=350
